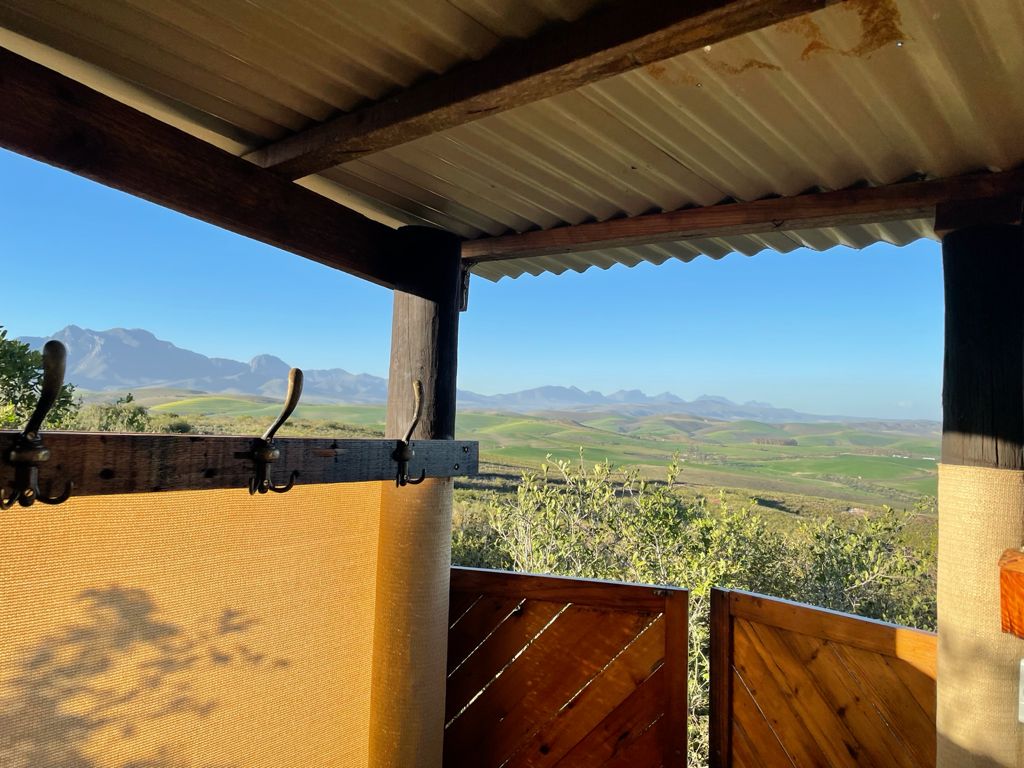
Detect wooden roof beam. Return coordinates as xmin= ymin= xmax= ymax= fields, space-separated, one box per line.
xmin=0 ymin=47 xmax=405 ymax=290
xmin=461 ymin=168 xmax=1024 ymax=263
xmin=245 ymin=0 xmax=835 ymax=180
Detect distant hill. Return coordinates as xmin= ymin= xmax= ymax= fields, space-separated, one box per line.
xmin=21 ymin=326 xmax=938 ymax=426
xmin=21 ymin=326 xmax=388 ymax=403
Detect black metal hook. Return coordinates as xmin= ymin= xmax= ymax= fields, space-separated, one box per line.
xmin=247 ymin=368 xmax=303 ymax=495
xmin=393 ymin=380 xmax=426 ymax=487
xmin=1 ymin=340 xmax=73 ymax=509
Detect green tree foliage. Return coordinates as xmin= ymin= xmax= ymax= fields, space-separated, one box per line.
xmin=0 ymin=326 xmax=79 ymax=429
xmin=484 ymin=451 xmax=936 ymax=766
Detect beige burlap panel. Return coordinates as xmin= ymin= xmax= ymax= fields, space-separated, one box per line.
xmin=938 ymin=463 xmax=1024 ymax=767
xmin=0 ymin=483 xmax=383 ymax=768
xmin=369 ymin=478 xmax=453 ymax=768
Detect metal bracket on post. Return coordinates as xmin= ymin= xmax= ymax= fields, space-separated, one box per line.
xmin=392 ymin=380 xmax=426 ymax=487
xmin=0 ymin=340 xmax=73 ymax=509
xmin=246 ymin=368 xmax=303 ymax=494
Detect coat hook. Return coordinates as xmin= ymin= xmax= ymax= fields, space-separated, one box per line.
xmin=247 ymin=368 xmax=303 ymax=494
xmin=1 ymin=340 xmax=73 ymax=509
xmin=393 ymin=380 xmax=426 ymax=487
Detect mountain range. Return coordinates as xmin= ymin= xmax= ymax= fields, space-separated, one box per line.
xmin=20 ymin=326 xmax=909 ymax=424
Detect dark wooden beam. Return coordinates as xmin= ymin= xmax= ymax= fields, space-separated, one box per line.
xmin=0 ymin=46 xmax=400 ymax=289
xmin=462 ymin=168 xmax=1024 ymax=263
xmin=385 ymin=227 xmax=464 ymax=442
xmin=0 ymin=433 xmax=478 ymax=498
xmin=245 ymin=0 xmax=834 ymax=179
xmin=940 ymin=203 xmax=1024 ymax=469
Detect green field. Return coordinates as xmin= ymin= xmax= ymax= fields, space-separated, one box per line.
xmin=138 ymin=389 xmax=940 ymax=514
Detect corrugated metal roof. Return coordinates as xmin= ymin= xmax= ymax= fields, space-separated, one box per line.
xmin=2 ymin=0 xmax=1021 ymax=281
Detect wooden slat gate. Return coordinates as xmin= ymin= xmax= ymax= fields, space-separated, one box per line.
xmin=445 ymin=567 xmax=688 ymax=767
xmin=710 ymin=588 xmax=937 ymax=768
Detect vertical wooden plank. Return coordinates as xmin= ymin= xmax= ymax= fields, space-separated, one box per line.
xmin=662 ymin=591 xmax=688 ymax=767
xmin=709 ymin=588 xmax=732 ymax=768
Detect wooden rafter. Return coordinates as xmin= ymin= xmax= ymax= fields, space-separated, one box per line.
xmin=245 ymin=0 xmax=835 ymax=180
xmin=461 ymin=168 xmax=1024 ymax=263
xmin=0 ymin=47 xmax=402 ymax=289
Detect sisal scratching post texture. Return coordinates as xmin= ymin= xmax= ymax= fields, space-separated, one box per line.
xmin=938 ymin=464 xmax=1024 ymax=766
xmin=369 ymin=479 xmax=453 ymax=766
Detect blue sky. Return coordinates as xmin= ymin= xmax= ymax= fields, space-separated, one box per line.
xmin=0 ymin=149 xmax=943 ymax=419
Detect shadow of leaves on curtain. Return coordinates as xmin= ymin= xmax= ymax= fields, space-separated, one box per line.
xmin=0 ymin=586 xmax=289 ymax=767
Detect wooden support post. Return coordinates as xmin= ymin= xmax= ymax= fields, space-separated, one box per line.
xmin=936 ymin=201 xmax=1024 ymax=767
xmin=385 ymin=226 xmax=463 ymax=441
xmin=371 ymin=226 xmax=462 ymax=768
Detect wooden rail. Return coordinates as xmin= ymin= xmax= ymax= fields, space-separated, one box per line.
xmin=445 ymin=567 xmax=688 ymax=767
xmin=0 ymin=432 xmax=478 ymax=497
xmin=710 ymin=589 xmax=937 ymax=768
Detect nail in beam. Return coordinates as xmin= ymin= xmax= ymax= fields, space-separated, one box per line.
xmin=371 ymin=226 xmax=463 ymax=767
xmin=936 ymin=197 xmax=1024 ymax=766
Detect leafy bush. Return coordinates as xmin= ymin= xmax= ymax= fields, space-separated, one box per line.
xmin=71 ymin=393 xmax=152 ymax=432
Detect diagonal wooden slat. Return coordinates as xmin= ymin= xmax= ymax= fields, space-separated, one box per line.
xmin=503 ymin=617 xmax=666 ymax=768
xmin=601 ymin=715 xmax=664 ymax=768
xmin=448 ymin=592 xmax=482 ymax=628
xmin=887 ymin=653 xmax=937 ymax=722
xmin=446 ymin=606 xmax=650 ymax=767
xmin=445 ymin=571 xmax=686 ymax=768
xmin=731 ymin=669 xmax=795 ymax=767
xmin=732 ymin=619 xmax=832 ymax=767
xmin=779 ymin=631 xmax=918 ymax=768
xmin=832 ymin=643 xmax=936 ymax=768
xmin=446 ymin=599 xmax=565 ymax=722
xmin=553 ymin=665 xmax=665 ymax=767
xmin=714 ymin=589 xmax=936 ymax=768
xmin=446 ymin=596 xmax=524 ymax=673
xmin=744 ymin=620 xmax=863 ymax=767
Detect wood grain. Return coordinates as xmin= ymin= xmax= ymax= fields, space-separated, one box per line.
xmin=553 ymin=666 xmax=666 ymax=767
xmin=713 ymin=589 xmax=937 ymax=768
xmin=445 ymin=599 xmax=565 ymax=722
xmin=385 ymin=227 xmax=463 ymax=443
xmin=502 ymin=618 xmax=666 ymax=767
xmin=462 ymin=168 xmax=1024 ymax=263
xmin=662 ymin=591 xmax=689 ymax=766
xmin=0 ymin=432 xmax=478 ymax=497
xmin=710 ymin=588 xmax=733 ymax=768
xmin=246 ymin=0 xmax=833 ymax=178
xmin=446 ymin=596 xmax=524 ymax=673
xmin=445 ymin=569 xmax=687 ymax=767
xmin=941 ymin=222 xmax=1024 ymax=469
xmin=728 ymin=590 xmax=936 ymax=676
xmin=445 ymin=605 xmax=628 ymax=762
xmin=451 ymin=567 xmax=680 ymax=611
xmin=0 ymin=47 xmax=402 ymax=290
